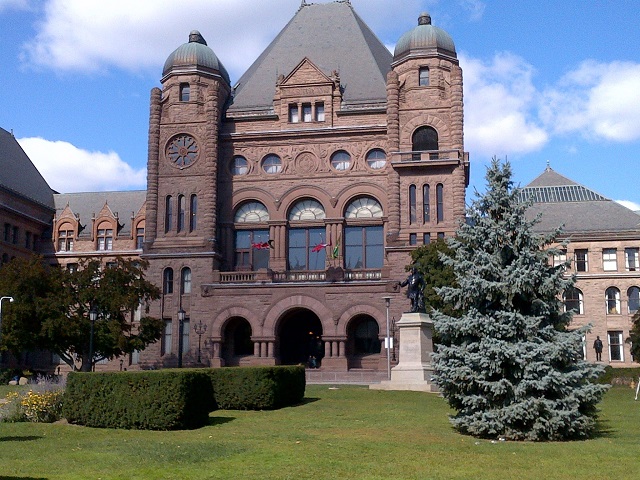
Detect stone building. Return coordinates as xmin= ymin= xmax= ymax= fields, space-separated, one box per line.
xmin=523 ymin=166 xmax=640 ymax=365
xmin=139 ymin=2 xmax=468 ymax=378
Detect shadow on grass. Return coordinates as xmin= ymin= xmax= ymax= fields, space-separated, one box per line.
xmin=592 ymin=418 xmax=615 ymax=439
xmin=298 ymin=397 xmax=320 ymax=406
xmin=0 ymin=436 xmax=43 ymax=442
xmin=0 ymin=477 xmax=47 ymax=480
xmin=208 ymin=416 xmax=235 ymax=427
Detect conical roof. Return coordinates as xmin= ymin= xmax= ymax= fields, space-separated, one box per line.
xmin=229 ymin=1 xmax=392 ymax=112
xmin=394 ymin=12 xmax=456 ymax=62
xmin=162 ymin=30 xmax=230 ymax=84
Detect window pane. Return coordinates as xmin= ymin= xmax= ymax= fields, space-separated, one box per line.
xmin=628 ymin=287 xmax=640 ymax=313
xmin=603 ymin=248 xmax=617 ymax=271
xmin=315 ymin=103 xmax=325 ymax=121
xmin=419 ymin=67 xmax=429 ymax=86
xmin=423 ymin=184 xmax=430 ymax=222
xmin=625 ymin=248 xmax=639 ymax=271
xmin=262 ymin=154 xmax=282 ymax=174
xmin=409 ymin=185 xmax=416 ymax=224
xmin=289 ymin=105 xmax=299 ymax=123
xmin=303 ymin=104 xmax=312 ymax=122
xmin=608 ymin=331 xmax=623 ymax=361
xmin=331 ymin=151 xmax=351 ymax=171
xmin=364 ymin=226 xmax=384 ymax=268
xmin=574 ymin=249 xmax=588 ymax=272
xmin=232 ymin=156 xmax=249 ymax=175
xmin=436 ymin=184 xmax=444 ymax=222
xmin=288 ymin=229 xmax=308 ymax=270
xmin=366 ymin=149 xmax=386 ymax=169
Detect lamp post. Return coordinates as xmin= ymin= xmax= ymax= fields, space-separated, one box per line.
xmin=382 ymin=296 xmax=392 ymax=380
xmin=88 ymin=307 xmax=98 ymax=372
xmin=0 ymin=296 xmax=14 ymax=340
xmin=177 ymin=308 xmax=185 ymax=368
xmin=193 ymin=320 xmax=207 ymax=364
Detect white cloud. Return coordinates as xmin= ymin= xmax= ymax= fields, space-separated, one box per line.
xmin=616 ymin=200 xmax=640 ymax=212
xmin=460 ymin=52 xmax=548 ymax=158
xmin=18 ymin=137 xmax=146 ymax=193
xmin=458 ymin=0 xmax=485 ymax=21
xmin=540 ymin=61 xmax=640 ymax=142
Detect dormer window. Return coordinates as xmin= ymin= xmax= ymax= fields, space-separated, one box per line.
xmin=97 ymin=224 xmax=113 ymax=251
xmin=315 ymin=102 xmax=325 ymax=121
xmin=419 ymin=67 xmax=430 ymax=86
xmin=289 ymin=104 xmax=299 ymax=123
xmin=180 ymin=83 xmax=190 ymax=101
xmin=58 ymin=224 xmax=75 ymax=252
xmin=303 ymin=103 xmax=312 ymax=122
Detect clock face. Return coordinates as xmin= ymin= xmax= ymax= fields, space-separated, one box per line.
xmin=166 ymin=134 xmax=198 ymax=168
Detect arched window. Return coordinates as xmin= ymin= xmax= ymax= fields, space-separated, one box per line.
xmin=352 ymin=317 xmax=381 ymax=355
xmin=331 ymin=150 xmax=351 ymax=171
xmin=179 ymin=83 xmax=190 ymax=101
xmin=409 ymin=185 xmax=416 ymax=225
xmin=436 ymin=184 xmax=444 ymax=223
xmin=564 ymin=287 xmax=584 ymax=315
xmin=57 ymin=222 xmax=74 ymax=252
xmin=231 ymin=156 xmax=249 ymax=176
xmin=419 ymin=67 xmax=430 ymax=86
xmin=163 ymin=268 xmax=174 ymax=294
xmin=262 ymin=154 xmax=282 ymax=174
xmin=412 ymin=126 xmax=439 ymax=160
xmin=605 ymin=287 xmax=620 ymax=315
xmin=366 ymin=149 xmax=386 ymax=169
xmin=181 ymin=267 xmax=192 ymax=295
xmin=344 ymin=197 xmax=384 ymax=270
xmin=177 ymin=195 xmax=186 ymax=233
xmin=344 ymin=197 xmax=383 ymax=219
xmin=96 ymin=222 xmax=113 ymax=251
xmin=165 ymin=196 xmax=173 ymax=233
xmin=234 ymin=201 xmax=270 ymax=271
xmin=288 ymin=199 xmax=326 ymax=271
xmin=189 ymin=195 xmax=197 ymax=232
xmin=628 ymin=286 xmax=640 ymax=313
xmin=423 ymin=184 xmax=430 ymax=223
xmin=136 ymin=222 xmax=145 ymax=249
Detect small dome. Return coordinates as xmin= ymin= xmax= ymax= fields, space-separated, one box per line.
xmin=162 ymin=30 xmax=230 ymax=84
xmin=394 ymin=13 xmax=456 ymax=61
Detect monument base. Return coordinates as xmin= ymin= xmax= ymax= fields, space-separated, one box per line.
xmin=370 ymin=312 xmax=438 ymax=393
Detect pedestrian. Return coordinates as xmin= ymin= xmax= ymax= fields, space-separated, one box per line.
xmin=593 ymin=336 xmax=603 ymax=362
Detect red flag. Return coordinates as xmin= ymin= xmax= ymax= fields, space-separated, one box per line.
xmin=312 ymin=242 xmax=329 ymax=253
xmin=252 ymin=241 xmax=270 ymax=250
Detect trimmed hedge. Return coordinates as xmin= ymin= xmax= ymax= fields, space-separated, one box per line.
xmin=207 ymin=365 xmax=305 ymax=410
xmin=63 ymin=369 xmax=214 ymax=430
xmin=598 ymin=366 xmax=640 ymax=385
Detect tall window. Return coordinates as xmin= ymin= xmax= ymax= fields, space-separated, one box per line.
xmin=628 ymin=286 xmax=640 ymax=313
xmin=12 ymin=226 xmax=18 ymax=244
xmin=3 ymin=223 xmax=9 ymax=242
xmin=603 ymin=248 xmax=617 ymax=271
xmin=162 ymin=319 xmax=172 ymax=355
xmin=190 ymin=195 xmax=198 ymax=232
xmin=412 ymin=126 xmax=438 ymax=160
xmin=345 ymin=226 xmax=383 ymax=269
xmin=302 ymin=103 xmax=312 ymax=122
xmin=165 ymin=196 xmax=173 ymax=233
xmin=181 ymin=318 xmax=190 ymax=354
xmin=25 ymin=231 xmax=32 ymax=249
xmin=608 ymin=331 xmax=624 ymax=361
xmin=289 ymin=104 xmax=299 ymax=123
xmin=436 ymin=184 xmax=444 ymax=223
xmin=179 ymin=83 xmax=190 ymax=101
xmin=564 ymin=287 xmax=584 ymax=315
xmin=288 ymin=200 xmax=326 ymax=271
xmin=625 ymin=248 xmax=639 ymax=271
xmin=97 ymin=225 xmax=113 ymax=251
xmin=163 ymin=268 xmax=174 ymax=294
xmin=181 ymin=267 xmax=192 ymax=294
xmin=136 ymin=226 xmax=144 ymax=249
xmin=409 ymin=185 xmax=416 ymax=224
xmin=58 ymin=224 xmax=74 ymax=252
xmin=177 ymin=195 xmax=186 ymax=233
xmin=235 ymin=230 xmax=270 ymax=270
xmin=605 ymin=287 xmax=620 ymax=314
xmin=423 ymin=184 xmax=430 ymax=223
xmin=574 ymin=249 xmax=588 ymax=272
xmin=423 ymin=233 xmax=431 ymax=244
xmin=315 ymin=102 xmax=325 ymax=121
xmin=419 ymin=67 xmax=430 ymax=86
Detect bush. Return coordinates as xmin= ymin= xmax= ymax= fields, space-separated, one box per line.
xmin=598 ymin=366 xmax=640 ymax=385
xmin=208 ymin=365 xmax=305 ymax=410
xmin=0 ymin=376 xmax=65 ymax=423
xmin=63 ymin=369 xmax=214 ymax=430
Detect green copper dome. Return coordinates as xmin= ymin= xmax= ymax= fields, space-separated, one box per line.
xmin=394 ymin=13 xmax=456 ymax=61
xmin=162 ymin=30 xmax=230 ymax=84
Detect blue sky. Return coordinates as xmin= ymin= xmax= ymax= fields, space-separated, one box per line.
xmin=1 ymin=0 xmax=639 ymax=211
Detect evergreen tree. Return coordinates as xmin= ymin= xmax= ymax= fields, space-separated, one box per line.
xmin=432 ymin=158 xmax=608 ymax=441
xmin=628 ymin=310 xmax=640 ymax=361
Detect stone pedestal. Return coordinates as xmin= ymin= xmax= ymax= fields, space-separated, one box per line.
xmin=370 ymin=312 xmax=438 ymax=393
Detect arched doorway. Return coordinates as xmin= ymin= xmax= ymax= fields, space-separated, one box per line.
xmin=222 ymin=317 xmax=253 ymax=366
xmin=277 ymin=308 xmax=324 ymax=367
xmin=412 ymin=126 xmax=439 ymax=160
xmin=346 ymin=315 xmax=381 ymax=369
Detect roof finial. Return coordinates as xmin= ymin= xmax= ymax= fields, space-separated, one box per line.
xmin=418 ymin=12 xmax=432 ymax=26
xmin=299 ymin=0 xmax=307 ymax=10
xmin=546 ymin=160 xmax=551 ymax=171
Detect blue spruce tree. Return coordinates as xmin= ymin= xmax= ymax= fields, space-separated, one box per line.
xmin=432 ymin=159 xmax=608 ymax=441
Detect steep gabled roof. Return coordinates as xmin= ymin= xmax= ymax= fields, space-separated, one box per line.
xmin=521 ymin=167 xmax=640 ymax=234
xmin=229 ymin=1 xmax=392 ymax=112
xmin=53 ymin=191 xmax=146 ymax=237
xmin=0 ymin=127 xmax=55 ymax=209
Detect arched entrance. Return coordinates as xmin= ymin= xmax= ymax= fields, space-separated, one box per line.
xmin=222 ymin=317 xmax=253 ymax=366
xmin=277 ymin=308 xmax=324 ymax=367
xmin=346 ymin=315 xmax=381 ymax=369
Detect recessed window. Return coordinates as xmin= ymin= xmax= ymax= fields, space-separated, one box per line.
xmin=235 ymin=201 xmax=270 ymax=223
xmin=574 ymin=249 xmax=588 ymax=272
xmin=288 ymin=227 xmax=326 ymax=271
xmin=330 ymin=150 xmax=351 ymax=171
xmin=437 ymin=232 xmax=445 ymax=240
xmin=97 ymin=225 xmax=113 ymax=251
xmin=289 ymin=104 xmax=299 ymax=123
xmin=628 ymin=286 xmax=640 ymax=313
xmin=345 ymin=225 xmax=383 ymax=269
xmin=232 ymin=156 xmax=249 ymax=175
xmin=553 ymin=249 xmax=567 ymax=267
xmin=190 ymin=195 xmax=197 ymax=232
xmin=423 ymin=184 xmax=430 ymax=223
xmin=603 ymin=248 xmax=617 ymax=271
xmin=419 ymin=67 xmax=430 ymax=86
xmin=177 ymin=195 xmax=186 ymax=233
xmin=136 ymin=226 xmax=144 ymax=249
xmin=262 ymin=154 xmax=282 ymax=174
xmin=162 ymin=319 xmax=172 ymax=355
xmin=409 ymin=233 xmax=417 ymax=245
xmin=315 ymin=102 xmax=325 ymax=121
xmin=165 ymin=196 xmax=173 ymax=233
xmin=180 ymin=83 xmax=190 ymax=101
xmin=289 ymin=199 xmax=325 ymax=221
xmin=608 ymin=331 xmax=624 ymax=361
xmin=564 ymin=287 xmax=584 ymax=315
xmin=181 ymin=267 xmax=192 ymax=294
xmin=303 ymin=104 xmax=312 ymax=122
xmin=345 ymin=197 xmax=383 ymax=219
xmin=412 ymin=126 xmax=439 ymax=160
xmin=423 ymin=233 xmax=431 ymax=244
xmin=163 ymin=268 xmax=174 ymax=294
xmin=58 ymin=224 xmax=74 ymax=252
xmin=235 ymin=229 xmax=270 ymax=271
xmin=605 ymin=287 xmax=620 ymax=314
xmin=409 ymin=185 xmax=416 ymax=225
xmin=436 ymin=184 xmax=444 ymax=223
xmin=366 ymin=149 xmax=386 ymax=169
xmin=625 ymin=248 xmax=639 ymax=271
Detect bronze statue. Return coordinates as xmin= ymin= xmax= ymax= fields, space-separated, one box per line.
xmin=400 ymin=267 xmax=426 ymax=313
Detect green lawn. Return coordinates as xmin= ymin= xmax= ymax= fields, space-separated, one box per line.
xmin=0 ymin=385 xmax=638 ymax=480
